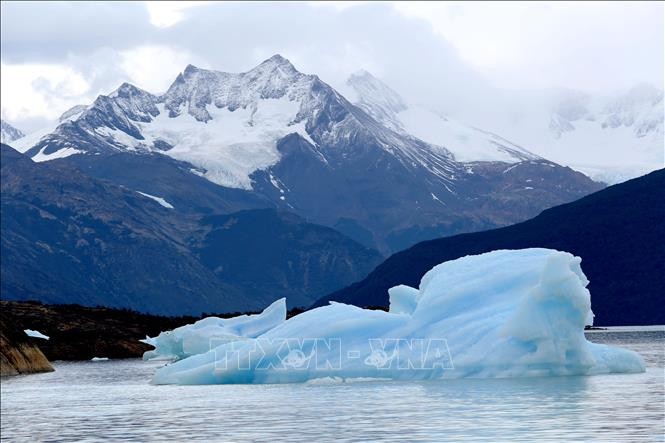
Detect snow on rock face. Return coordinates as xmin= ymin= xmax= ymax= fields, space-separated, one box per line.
xmin=141 ymin=298 xmax=286 ymax=361
xmin=32 ymin=147 xmax=84 ymax=162
xmin=18 ymin=55 xmax=360 ymax=189
xmin=17 ymin=56 xmax=466 ymax=190
xmin=59 ymin=105 xmax=89 ymax=123
xmin=137 ymin=191 xmax=174 ymax=209
xmin=346 ymin=70 xmax=407 ymax=132
xmin=140 ymin=100 xmax=311 ymax=189
xmin=397 ymin=107 xmax=539 ymax=163
xmin=346 ymin=71 xmax=540 ymax=164
xmin=495 ymin=84 xmax=664 ymax=184
xmin=152 ymin=249 xmax=644 ymax=384
xmin=11 ymin=105 xmax=89 ymax=154
xmin=163 ymin=56 xmax=311 ymax=122
xmin=1 ymin=120 xmax=25 ymax=144
xmin=142 ymin=56 xmax=321 ymax=188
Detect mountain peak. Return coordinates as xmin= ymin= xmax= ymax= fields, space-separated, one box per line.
xmin=347 ymin=70 xmax=404 ymax=103
xmin=346 ymin=69 xmax=407 ymax=127
xmin=264 ymin=53 xmax=291 ymax=65
xmin=109 ymin=82 xmax=152 ymax=99
xmin=183 ymin=64 xmax=202 ymax=75
xmin=254 ymin=54 xmax=297 ymax=73
xmin=349 ymin=69 xmax=375 ymax=80
xmin=0 ymin=119 xmax=25 ymax=144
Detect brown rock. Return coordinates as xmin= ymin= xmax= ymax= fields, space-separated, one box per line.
xmin=0 ymin=313 xmax=53 ymax=376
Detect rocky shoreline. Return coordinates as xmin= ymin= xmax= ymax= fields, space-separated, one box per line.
xmin=1 ymin=311 xmax=53 ymax=376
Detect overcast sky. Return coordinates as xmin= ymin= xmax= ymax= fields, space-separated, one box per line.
xmin=1 ymin=1 xmax=663 ymax=132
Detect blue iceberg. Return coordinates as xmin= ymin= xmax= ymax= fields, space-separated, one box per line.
xmin=152 ymin=249 xmax=645 ymax=384
xmin=142 ymin=298 xmax=286 ymax=361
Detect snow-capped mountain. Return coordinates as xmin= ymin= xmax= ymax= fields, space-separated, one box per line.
xmin=540 ymin=84 xmax=664 ymax=183
xmin=12 ymin=55 xmax=602 ymax=252
xmin=345 ymin=71 xmax=663 ymax=185
xmin=346 ymin=70 xmax=540 ymax=164
xmin=463 ymin=84 xmax=664 ymax=184
xmin=17 ymin=55 xmax=457 ymax=190
xmin=0 ymin=120 xmax=24 ymax=144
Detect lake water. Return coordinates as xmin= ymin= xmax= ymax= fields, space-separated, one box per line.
xmin=2 ymin=327 xmax=663 ymax=442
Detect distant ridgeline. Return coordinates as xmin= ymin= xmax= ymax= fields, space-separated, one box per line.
xmin=315 ymin=169 xmax=665 ymax=326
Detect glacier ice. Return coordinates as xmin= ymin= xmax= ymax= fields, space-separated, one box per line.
xmin=152 ymin=249 xmax=645 ymax=384
xmin=142 ymin=298 xmax=286 ymax=361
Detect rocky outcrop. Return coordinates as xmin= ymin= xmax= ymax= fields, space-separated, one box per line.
xmin=1 ymin=312 xmax=53 ymax=376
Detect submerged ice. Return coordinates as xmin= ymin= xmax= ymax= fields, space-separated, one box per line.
xmin=152 ymin=249 xmax=645 ymax=384
xmin=142 ymin=298 xmax=286 ymax=361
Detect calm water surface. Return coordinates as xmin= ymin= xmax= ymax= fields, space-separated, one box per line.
xmin=2 ymin=327 xmax=663 ymax=442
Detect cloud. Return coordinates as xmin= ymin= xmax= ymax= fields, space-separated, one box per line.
xmin=118 ymin=45 xmax=203 ymax=93
xmin=0 ymin=1 xmax=151 ymax=63
xmin=145 ymin=2 xmax=209 ymax=28
xmin=0 ymin=1 xmax=662 ymax=133
xmin=396 ymin=1 xmax=664 ymax=92
xmin=0 ymin=63 xmax=89 ymax=122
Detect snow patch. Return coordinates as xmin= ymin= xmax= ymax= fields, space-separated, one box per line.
xmin=24 ymin=329 xmax=49 ymax=340
xmin=135 ymin=101 xmax=311 ymax=189
xmin=398 ymin=107 xmax=536 ymax=163
xmin=32 ymin=147 xmax=83 ymax=162
xmin=137 ymin=191 xmax=174 ymax=209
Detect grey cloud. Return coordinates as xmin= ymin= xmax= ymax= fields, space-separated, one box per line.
xmin=0 ymin=1 xmax=151 ymax=63
xmin=1 ymin=1 xmax=662 ymax=133
xmin=150 ymin=2 xmax=492 ymax=113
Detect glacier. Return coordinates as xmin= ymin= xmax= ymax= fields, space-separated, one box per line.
xmin=142 ymin=298 xmax=286 ymax=361
xmin=152 ymin=249 xmax=645 ymax=384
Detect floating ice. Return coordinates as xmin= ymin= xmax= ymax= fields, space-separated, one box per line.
xmin=142 ymin=298 xmax=287 ymax=361
xmin=152 ymin=249 xmax=645 ymax=384
xmin=24 ymin=329 xmax=49 ymax=340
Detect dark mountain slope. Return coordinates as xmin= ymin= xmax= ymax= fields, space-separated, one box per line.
xmin=1 ymin=144 xmax=246 ymax=314
xmin=1 ymin=145 xmax=382 ymax=313
xmin=67 ymin=151 xmax=271 ymax=216
xmin=314 ymin=169 xmax=665 ymax=326
xmin=197 ymin=209 xmax=382 ymax=308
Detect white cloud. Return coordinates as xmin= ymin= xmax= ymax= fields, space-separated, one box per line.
xmin=118 ymin=45 xmax=199 ymax=93
xmin=145 ymin=1 xmax=208 ymax=28
xmin=394 ymin=1 xmax=664 ymax=91
xmin=0 ymin=1 xmax=662 ymax=133
xmin=0 ymin=63 xmax=90 ymax=123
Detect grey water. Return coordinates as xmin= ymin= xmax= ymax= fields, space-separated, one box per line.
xmin=1 ymin=327 xmax=663 ymax=442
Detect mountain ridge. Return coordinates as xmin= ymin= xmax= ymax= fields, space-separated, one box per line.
xmin=313 ymin=169 xmax=665 ymax=326
xmin=10 ymin=55 xmax=603 ymax=252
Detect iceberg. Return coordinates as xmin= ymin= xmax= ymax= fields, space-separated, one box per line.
xmin=152 ymin=249 xmax=645 ymax=384
xmin=142 ymin=298 xmax=287 ymax=361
